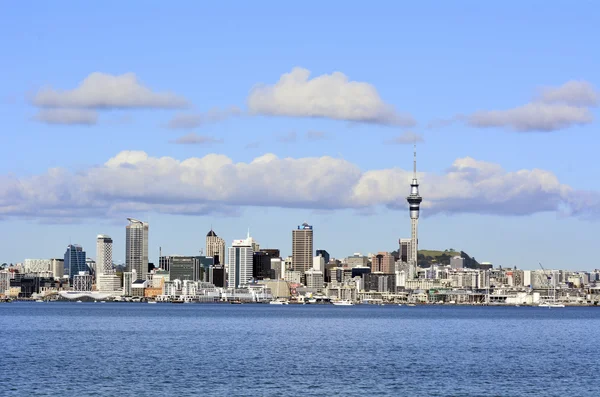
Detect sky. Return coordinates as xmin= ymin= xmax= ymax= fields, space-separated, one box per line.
xmin=1 ymin=1 xmax=599 ymax=270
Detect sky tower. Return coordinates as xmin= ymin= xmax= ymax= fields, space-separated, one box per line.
xmin=406 ymin=145 xmax=422 ymax=266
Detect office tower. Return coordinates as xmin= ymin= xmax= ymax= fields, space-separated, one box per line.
xmin=210 ymin=265 xmax=226 ymax=288
xmin=123 ymin=270 xmax=136 ymax=296
xmin=51 ymin=259 xmax=64 ymax=279
xmin=73 ymin=272 xmax=93 ymax=291
xmin=406 ymin=145 xmax=422 ymax=267
xmin=304 ymin=269 xmax=324 ymax=290
xmin=292 ymin=222 xmax=313 ymax=274
xmin=96 ymin=235 xmax=113 ymax=277
xmin=316 ymin=249 xmax=330 ymax=264
xmin=399 ymin=239 xmax=413 ymax=263
xmin=206 ymin=229 xmax=226 ymax=265
xmin=450 ymin=256 xmax=465 ymax=269
xmin=64 ymin=244 xmax=87 ymax=279
xmin=23 ymin=259 xmax=52 ymax=274
xmin=372 ymin=252 xmax=395 ymax=274
xmin=126 ymin=218 xmax=149 ymax=281
xmin=260 ymin=248 xmax=280 ymax=258
xmin=227 ymin=232 xmax=255 ymax=288
xmin=313 ymin=256 xmax=325 ymax=273
xmin=253 ymin=251 xmax=273 ymax=280
xmin=168 ymin=256 xmax=201 ymax=281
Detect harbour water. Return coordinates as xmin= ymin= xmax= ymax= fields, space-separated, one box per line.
xmin=1 ymin=303 xmax=598 ymax=396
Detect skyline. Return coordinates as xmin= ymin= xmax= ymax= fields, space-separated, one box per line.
xmin=1 ymin=1 xmax=600 ymax=269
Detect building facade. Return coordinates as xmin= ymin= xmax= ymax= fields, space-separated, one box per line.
xmin=292 ymin=222 xmax=313 ymax=274
xmin=96 ymin=234 xmax=113 ymax=277
xmin=372 ymin=252 xmax=395 ymax=274
xmin=227 ymin=234 xmax=255 ymax=288
xmin=126 ymin=218 xmax=149 ymax=281
xmin=206 ymin=229 xmax=226 ymax=265
xmin=406 ymin=146 xmax=422 ymax=267
xmin=64 ymin=244 xmax=87 ymax=279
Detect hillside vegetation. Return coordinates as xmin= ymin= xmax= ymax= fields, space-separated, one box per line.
xmin=390 ymin=248 xmax=481 ymax=269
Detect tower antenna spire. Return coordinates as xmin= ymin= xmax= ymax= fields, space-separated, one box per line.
xmin=413 ymin=143 xmax=417 ymax=178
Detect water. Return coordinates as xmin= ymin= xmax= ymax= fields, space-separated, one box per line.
xmin=1 ymin=303 xmax=598 ymax=396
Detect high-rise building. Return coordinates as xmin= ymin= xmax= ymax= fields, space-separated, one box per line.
xmin=126 ymin=218 xmax=149 ymax=281
xmin=316 ymin=249 xmax=330 ymax=264
xmin=260 ymin=249 xmax=280 ymax=258
xmin=73 ymin=272 xmax=93 ymax=292
xmin=227 ymin=232 xmax=255 ymax=288
xmin=253 ymin=251 xmax=274 ymax=280
xmin=51 ymin=258 xmax=64 ymax=279
xmin=292 ymin=222 xmax=313 ymax=274
xmin=372 ymin=252 xmax=395 ymax=274
xmin=64 ymin=244 xmax=87 ymax=279
xmin=96 ymin=235 xmax=113 ymax=277
xmin=23 ymin=259 xmax=52 ymax=274
xmin=206 ymin=229 xmax=226 ymax=265
xmin=168 ymin=256 xmax=201 ymax=282
xmin=406 ymin=145 xmax=422 ymax=267
xmin=399 ymin=239 xmax=413 ymax=264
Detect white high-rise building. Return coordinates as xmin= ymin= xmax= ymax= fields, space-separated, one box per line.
xmin=313 ymin=256 xmax=325 ymax=273
xmin=227 ymin=232 xmax=255 ymax=288
xmin=292 ymin=222 xmax=313 ymax=274
xmin=206 ymin=229 xmax=226 ymax=264
xmin=126 ymin=218 xmax=149 ymax=281
xmin=96 ymin=235 xmax=113 ymax=277
xmin=23 ymin=259 xmax=52 ymax=274
xmin=51 ymin=259 xmax=64 ymax=279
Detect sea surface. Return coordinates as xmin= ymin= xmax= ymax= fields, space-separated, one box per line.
xmin=0 ymin=303 xmax=598 ymax=396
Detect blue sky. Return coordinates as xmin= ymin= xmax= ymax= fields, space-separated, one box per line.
xmin=1 ymin=1 xmax=599 ymax=269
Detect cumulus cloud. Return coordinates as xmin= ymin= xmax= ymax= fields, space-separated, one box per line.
xmin=33 ymin=108 xmax=98 ymax=125
xmin=33 ymin=72 xmax=188 ymax=109
xmin=536 ymin=80 xmax=598 ymax=106
xmin=247 ymin=67 xmax=415 ymax=126
xmin=170 ymin=133 xmax=223 ymax=145
xmin=166 ymin=106 xmax=242 ymax=129
xmin=385 ymin=131 xmax=424 ymax=144
xmin=466 ymin=80 xmax=597 ymax=132
xmin=468 ymin=103 xmax=593 ymax=132
xmin=0 ymin=151 xmax=597 ymax=221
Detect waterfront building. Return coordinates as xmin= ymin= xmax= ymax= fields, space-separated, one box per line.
xmin=292 ymin=222 xmax=313 ymax=274
xmin=73 ymin=272 xmax=93 ymax=291
xmin=86 ymin=258 xmax=96 ymax=277
xmin=123 ymin=270 xmax=135 ymax=296
xmin=399 ymin=239 xmax=413 ymax=264
xmin=206 ymin=229 xmax=226 ymax=265
xmin=346 ymin=253 xmax=369 ymax=268
xmin=284 ymin=270 xmax=302 ymax=284
xmin=305 ymin=269 xmax=324 ymax=290
xmin=97 ymin=274 xmax=121 ymax=292
xmin=406 ymin=145 xmax=422 ymax=267
xmin=0 ymin=271 xmax=12 ymax=295
xmin=168 ymin=256 xmax=201 ymax=281
xmin=227 ymin=233 xmax=255 ymax=288
xmin=253 ymin=251 xmax=274 ymax=280
xmin=126 ymin=218 xmax=149 ymax=282
xmin=64 ymin=244 xmax=87 ymax=279
xmin=209 ymin=264 xmax=226 ymax=288
xmin=96 ymin=235 xmax=113 ymax=277
xmin=270 ymin=257 xmax=283 ymax=279
xmin=51 ymin=259 xmax=64 ymax=279
xmin=23 ymin=259 xmax=52 ymax=274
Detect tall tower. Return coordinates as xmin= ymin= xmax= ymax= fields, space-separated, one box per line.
xmin=96 ymin=235 xmax=113 ymax=277
xmin=292 ymin=222 xmax=313 ymax=274
xmin=126 ymin=218 xmax=149 ymax=281
xmin=206 ymin=228 xmax=226 ymax=265
xmin=406 ymin=145 xmax=422 ymax=267
xmin=227 ymin=232 xmax=256 ymax=288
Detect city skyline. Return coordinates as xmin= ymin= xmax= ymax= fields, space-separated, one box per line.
xmin=1 ymin=2 xmax=600 ymax=270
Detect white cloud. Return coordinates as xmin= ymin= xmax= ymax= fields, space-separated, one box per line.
xmin=247 ymin=67 xmax=415 ymax=126
xmin=537 ymin=80 xmax=598 ymax=106
xmin=166 ymin=106 xmax=242 ymax=129
xmin=468 ymin=103 xmax=593 ymax=132
xmin=33 ymin=108 xmax=98 ymax=125
xmin=466 ymin=80 xmax=597 ymax=132
xmin=1 ymin=151 xmax=597 ymax=222
xmin=33 ymin=72 xmax=188 ymax=109
xmin=385 ymin=131 xmax=424 ymax=144
xmin=170 ymin=133 xmax=223 ymax=145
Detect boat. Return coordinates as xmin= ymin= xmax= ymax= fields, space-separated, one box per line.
xmin=147 ymin=301 xmax=157 ymax=304
xmin=35 ymin=299 xmax=44 ymax=303
xmin=269 ymin=299 xmax=289 ymax=305
xmin=407 ymin=303 xmax=416 ymax=307
xmin=398 ymin=304 xmax=403 ymax=306
xmin=229 ymin=300 xmax=243 ymax=304
xmin=332 ymin=300 xmax=354 ymax=306
xmin=539 ymin=302 xmax=565 ymax=308
xmin=76 ymin=300 xmax=83 ymax=303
